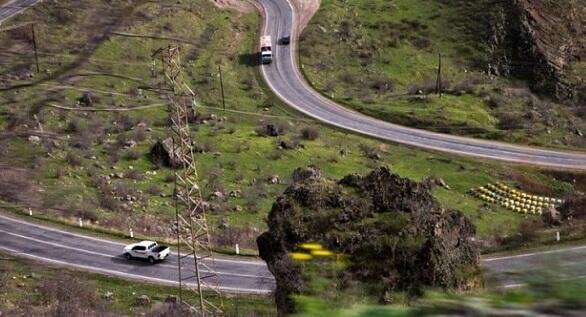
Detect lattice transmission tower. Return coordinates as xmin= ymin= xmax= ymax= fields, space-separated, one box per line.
xmin=153 ymin=45 xmax=223 ymax=316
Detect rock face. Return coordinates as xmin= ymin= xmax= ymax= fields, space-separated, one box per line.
xmin=487 ymin=0 xmax=586 ymax=101
xmin=258 ymin=166 xmax=480 ymax=315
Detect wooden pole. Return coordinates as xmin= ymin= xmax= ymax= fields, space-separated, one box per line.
xmin=31 ymin=24 xmax=39 ymax=73
xmin=218 ymin=64 xmax=226 ymax=111
xmin=436 ymin=53 xmax=442 ymax=97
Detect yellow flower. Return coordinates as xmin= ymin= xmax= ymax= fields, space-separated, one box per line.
xmin=300 ymin=243 xmax=323 ymax=250
xmin=289 ymin=252 xmax=312 ymax=261
xmin=311 ymin=249 xmax=334 ymax=257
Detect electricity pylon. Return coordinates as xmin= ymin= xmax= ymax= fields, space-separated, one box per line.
xmin=154 ymin=45 xmax=223 ymax=316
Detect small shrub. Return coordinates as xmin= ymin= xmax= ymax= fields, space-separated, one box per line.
xmin=256 ymin=121 xmax=287 ymax=137
xmin=147 ymin=185 xmax=162 ymax=196
xmin=133 ymin=127 xmax=147 ymax=142
xmin=369 ymin=74 xmax=395 ymax=94
xmin=339 ymin=72 xmax=356 ymax=85
xmin=65 ymin=152 xmax=83 ymax=166
xmin=125 ymin=149 xmax=140 ymax=161
xmin=300 ymin=127 xmax=319 ymax=141
xmin=164 ymin=174 xmax=176 ymax=183
xmin=125 ymin=169 xmax=144 ymax=180
xmin=497 ymin=112 xmax=523 ymax=130
xmin=408 ymin=81 xmax=437 ymax=95
xmin=486 ymin=94 xmax=508 ymax=109
xmin=99 ymin=192 xmax=119 ymax=211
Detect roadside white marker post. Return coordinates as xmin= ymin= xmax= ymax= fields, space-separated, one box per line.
xmin=28 ymin=208 xmax=32 ymax=216
xmin=78 ymin=218 xmax=83 ymax=227
xmin=235 ymin=244 xmax=240 ymax=255
xmin=556 ymin=231 xmax=560 ymax=242
xmin=129 ymin=228 xmax=134 ymax=238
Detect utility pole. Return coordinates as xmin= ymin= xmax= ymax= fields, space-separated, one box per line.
xmin=153 ymin=45 xmax=223 ymax=316
xmin=0 ymin=22 xmax=40 ymax=73
xmin=218 ymin=64 xmax=226 ymax=111
xmin=31 ymin=24 xmax=39 ymax=73
xmin=435 ymin=53 xmax=442 ymax=97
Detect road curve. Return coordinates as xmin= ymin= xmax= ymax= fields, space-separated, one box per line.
xmin=0 ymin=214 xmax=275 ymax=295
xmin=1 ymin=213 xmax=586 ymax=293
xmin=0 ymin=0 xmax=39 ymax=23
xmin=257 ymin=0 xmax=586 ymax=171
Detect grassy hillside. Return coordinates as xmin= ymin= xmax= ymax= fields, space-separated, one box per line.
xmin=299 ymin=0 xmax=585 ymax=149
xmin=0 ymin=0 xmax=582 ymax=253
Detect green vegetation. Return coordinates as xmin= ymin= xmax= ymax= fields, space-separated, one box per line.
xmin=299 ymin=0 xmax=585 ymax=148
xmin=291 ymin=255 xmax=586 ymax=316
xmin=0 ymin=252 xmax=275 ymax=316
xmin=0 ymin=0 xmax=582 ymax=254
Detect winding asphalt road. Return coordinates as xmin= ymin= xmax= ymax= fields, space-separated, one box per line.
xmin=0 ymin=0 xmax=585 ymax=297
xmin=0 ymin=0 xmax=39 ymax=23
xmin=258 ymin=0 xmax=586 ymax=170
xmin=1 ymin=213 xmax=586 ymax=294
xmin=0 ymin=214 xmax=275 ymax=294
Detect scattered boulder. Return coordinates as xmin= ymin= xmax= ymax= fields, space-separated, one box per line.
xmin=210 ymin=191 xmax=226 ymax=201
xmin=434 ymin=177 xmax=451 ymax=190
xmin=541 ymin=206 xmax=562 ymax=226
xmin=279 ymin=140 xmax=303 ymax=150
xmin=258 ymin=167 xmax=480 ymax=315
xmin=218 ymin=218 xmax=229 ymax=229
xmin=267 ymin=175 xmax=280 ymax=184
xmin=135 ymin=295 xmax=151 ymax=306
xmin=27 ymin=135 xmax=41 ymax=144
xmin=165 ymin=295 xmax=178 ymax=303
xmin=124 ymin=140 xmax=137 ymax=148
xmin=103 ymin=291 xmax=114 ymax=301
xmin=229 ymin=189 xmax=242 ymax=198
xmin=78 ymin=92 xmax=97 ymax=107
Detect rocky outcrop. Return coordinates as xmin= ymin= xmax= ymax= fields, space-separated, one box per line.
xmin=558 ymin=194 xmax=586 ymax=221
xmin=487 ymin=0 xmax=586 ymax=101
xmin=150 ymin=138 xmax=184 ymax=168
xmin=258 ymin=166 xmax=480 ymax=315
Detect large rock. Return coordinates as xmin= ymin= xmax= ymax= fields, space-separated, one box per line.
xmin=258 ymin=167 xmax=480 ymax=315
xmin=150 ymin=138 xmax=188 ymax=168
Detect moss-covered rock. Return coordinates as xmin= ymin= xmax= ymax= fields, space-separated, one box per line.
xmin=258 ymin=166 xmax=480 ymax=315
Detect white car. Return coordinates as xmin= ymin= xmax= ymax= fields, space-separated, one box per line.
xmin=123 ymin=241 xmax=170 ymax=264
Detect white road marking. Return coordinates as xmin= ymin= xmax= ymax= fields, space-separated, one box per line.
xmin=0 ymin=213 xmax=267 ymax=266
xmin=0 ymin=228 xmax=273 ymax=280
xmin=0 ymin=246 xmax=272 ymax=295
xmin=483 ymin=245 xmax=586 ymax=262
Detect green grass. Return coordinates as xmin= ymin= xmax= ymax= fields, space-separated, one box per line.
xmin=299 ymin=0 xmax=585 ymax=148
xmin=0 ymin=0 xmax=582 ymax=253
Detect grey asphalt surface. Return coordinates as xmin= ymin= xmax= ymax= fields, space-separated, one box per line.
xmin=1 ymin=0 xmax=585 ymax=296
xmin=0 ymin=0 xmax=39 ymax=23
xmin=484 ymin=245 xmax=586 ymax=289
xmin=258 ymin=0 xmax=586 ymax=170
xmin=2 ymin=213 xmax=586 ymax=294
xmin=0 ymin=214 xmax=275 ymax=294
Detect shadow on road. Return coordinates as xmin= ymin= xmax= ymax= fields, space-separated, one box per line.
xmin=111 ymin=255 xmax=159 ymax=266
xmin=238 ymin=52 xmax=261 ymax=67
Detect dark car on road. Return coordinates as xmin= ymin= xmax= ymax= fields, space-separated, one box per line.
xmin=279 ymin=36 xmax=291 ymax=45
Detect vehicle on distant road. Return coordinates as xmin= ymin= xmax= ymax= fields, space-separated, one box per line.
xmin=260 ymin=35 xmax=273 ymax=64
xmin=123 ymin=241 xmax=169 ymax=264
xmin=279 ymin=36 xmax=290 ymax=45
